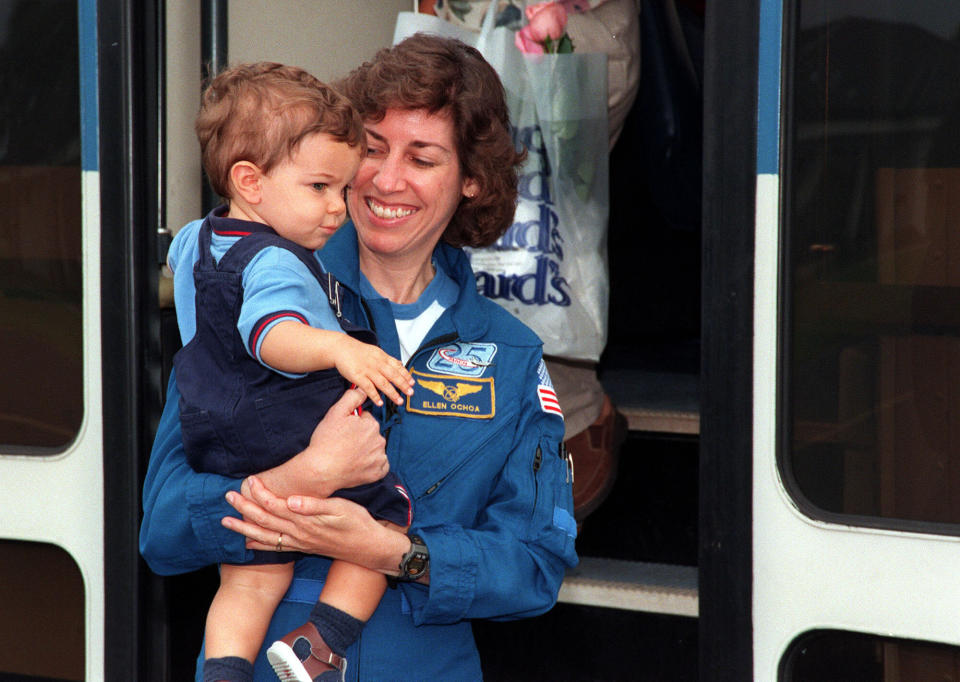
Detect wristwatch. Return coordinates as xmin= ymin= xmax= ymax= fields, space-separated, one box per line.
xmin=397 ymin=534 xmax=429 ymax=581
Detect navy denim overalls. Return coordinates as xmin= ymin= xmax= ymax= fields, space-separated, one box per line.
xmin=174 ymin=218 xmax=410 ymax=533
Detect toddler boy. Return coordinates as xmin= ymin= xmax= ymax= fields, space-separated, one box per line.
xmin=168 ymin=62 xmax=413 ymax=682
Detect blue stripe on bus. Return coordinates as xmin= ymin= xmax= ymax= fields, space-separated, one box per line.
xmin=757 ymin=0 xmax=782 ymax=175
xmin=79 ymin=0 xmax=98 ymax=172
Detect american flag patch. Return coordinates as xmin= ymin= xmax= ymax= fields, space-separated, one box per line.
xmin=538 ymin=385 xmax=563 ymax=416
xmin=535 ymin=360 xmax=563 ymax=417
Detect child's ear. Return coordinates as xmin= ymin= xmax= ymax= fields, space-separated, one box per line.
xmin=229 ymin=161 xmax=263 ymax=204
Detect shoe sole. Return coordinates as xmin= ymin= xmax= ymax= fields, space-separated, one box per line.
xmin=266 ymin=641 xmax=313 ymax=682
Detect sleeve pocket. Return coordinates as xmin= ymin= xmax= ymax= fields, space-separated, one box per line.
xmin=529 ymin=436 xmax=577 ymax=554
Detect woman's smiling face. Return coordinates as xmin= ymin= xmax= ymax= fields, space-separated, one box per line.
xmin=347 ymin=108 xmax=478 ymax=267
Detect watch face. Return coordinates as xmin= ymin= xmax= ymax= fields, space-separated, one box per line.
xmin=407 ymin=556 xmax=426 ymax=577
xmin=403 ymin=536 xmax=428 ymax=578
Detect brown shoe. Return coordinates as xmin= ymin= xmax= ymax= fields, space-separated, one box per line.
xmin=266 ymin=622 xmax=345 ymax=682
xmin=566 ymin=395 xmax=628 ymax=522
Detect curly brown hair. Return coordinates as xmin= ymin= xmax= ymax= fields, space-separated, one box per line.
xmin=196 ymin=62 xmax=366 ymax=201
xmin=335 ymin=34 xmax=526 ymax=248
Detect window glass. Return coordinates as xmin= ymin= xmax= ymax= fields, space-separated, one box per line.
xmin=0 ymin=0 xmax=83 ymax=452
xmin=781 ymin=629 xmax=960 ymax=682
xmin=784 ymin=2 xmax=960 ymax=525
xmin=0 ymin=540 xmax=85 ymax=680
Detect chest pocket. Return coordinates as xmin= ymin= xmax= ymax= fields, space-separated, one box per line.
xmin=392 ymin=390 xmax=520 ymax=502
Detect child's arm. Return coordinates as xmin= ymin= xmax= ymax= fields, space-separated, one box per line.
xmin=259 ymin=320 xmax=414 ymax=406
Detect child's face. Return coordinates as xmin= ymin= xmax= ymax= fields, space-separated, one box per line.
xmin=256 ymin=132 xmax=362 ymax=250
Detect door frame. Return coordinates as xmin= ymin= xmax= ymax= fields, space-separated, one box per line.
xmin=98 ymin=0 xmax=163 ymax=678
xmin=699 ymin=0 xmax=760 ymax=679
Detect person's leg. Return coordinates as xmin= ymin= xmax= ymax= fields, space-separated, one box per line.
xmin=546 ymin=358 xmax=605 ymax=440
xmin=315 ymin=559 xmax=387 ymax=624
xmin=268 ymin=561 xmax=386 ymax=682
xmin=203 ymin=562 xmax=294 ymax=682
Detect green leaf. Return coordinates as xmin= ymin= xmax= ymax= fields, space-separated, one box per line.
xmin=448 ymin=0 xmax=472 ymax=22
xmin=543 ymin=35 xmax=555 ymax=53
xmin=557 ymin=34 xmax=575 ymax=54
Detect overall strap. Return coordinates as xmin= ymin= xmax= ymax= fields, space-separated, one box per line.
xmin=215 ymin=231 xmax=352 ymax=321
xmin=195 ymin=218 xmax=217 ymax=269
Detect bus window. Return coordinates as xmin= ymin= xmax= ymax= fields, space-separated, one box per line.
xmin=783 ymin=3 xmax=960 ymax=527
xmin=0 ymin=0 xmax=83 ymax=452
xmin=0 ymin=540 xmax=84 ymax=680
xmin=781 ymin=629 xmax=960 ymax=682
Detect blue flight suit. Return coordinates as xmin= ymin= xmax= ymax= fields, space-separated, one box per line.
xmin=140 ymin=222 xmax=578 ymax=680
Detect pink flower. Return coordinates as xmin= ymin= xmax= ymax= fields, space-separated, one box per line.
xmin=514 ymin=25 xmax=545 ymax=55
xmin=525 ymin=1 xmax=568 ymax=43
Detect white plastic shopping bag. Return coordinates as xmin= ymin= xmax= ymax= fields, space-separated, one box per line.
xmin=394 ymin=4 xmax=609 ymax=361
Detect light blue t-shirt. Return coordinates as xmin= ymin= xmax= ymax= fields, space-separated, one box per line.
xmin=358 ymin=262 xmax=458 ymax=364
xmin=168 ymin=218 xmax=341 ymax=377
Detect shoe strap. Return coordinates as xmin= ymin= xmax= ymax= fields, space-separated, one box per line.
xmin=311 ymin=641 xmax=344 ymax=672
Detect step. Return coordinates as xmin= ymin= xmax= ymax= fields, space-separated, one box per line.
xmin=602 ymin=367 xmax=699 ymax=435
xmin=620 ymin=404 xmax=699 ymax=434
xmin=559 ymin=557 xmax=698 ymax=617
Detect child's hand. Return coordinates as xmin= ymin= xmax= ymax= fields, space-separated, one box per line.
xmin=335 ymin=338 xmax=415 ymax=406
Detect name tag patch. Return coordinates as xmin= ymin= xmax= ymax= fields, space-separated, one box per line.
xmin=426 ymin=342 xmax=497 ymax=378
xmin=407 ymin=370 xmax=495 ymax=419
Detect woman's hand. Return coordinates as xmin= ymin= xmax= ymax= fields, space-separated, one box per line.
xmin=252 ymin=387 xmax=390 ymax=499
xmin=223 ymin=476 xmax=410 ymax=574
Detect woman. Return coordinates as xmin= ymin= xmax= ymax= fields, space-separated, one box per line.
xmin=140 ymin=34 xmax=578 ymax=680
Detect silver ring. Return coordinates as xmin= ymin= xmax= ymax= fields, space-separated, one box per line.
xmin=276 ymin=532 xmax=283 ymax=552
